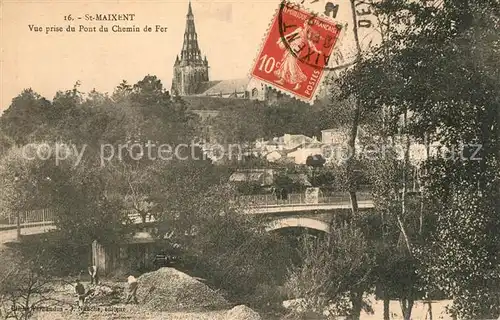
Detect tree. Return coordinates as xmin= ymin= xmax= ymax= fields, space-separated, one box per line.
xmin=0 ymin=146 xmax=57 ymax=214
xmin=112 ymin=80 xmax=132 ymax=102
xmin=0 ymin=76 xmax=200 ymax=149
xmin=210 ymin=101 xmax=267 ymax=144
xmin=0 ymin=144 xmax=132 ymax=247
xmin=128 ymin=75 xmax=199 ymax=144
xmin=366 ymin=145 xmax=423 ymax=320
xmin=339 ymin=0 xmax=500 ymax=318
xmin=0 ymin=89 xmax=52 ymax=145
xmin=0 ymin=249 xmax=57 ymax=320
xmin=51 ymin=161 xmax=132 ymax=246
xmin=179 ymin=184 xmax=291 ymax=297
xmin=285 ymin=223 xmax=374 ymax=319
xmin=306 ymin=154 xmax=326 ymax=168
xmin=143 ymin=162 xmax=292 ymax=303
xmin=0 ymin=131 xmax=13 ymax=158
xmin=209 ymin=95 xmax=351 ymax=146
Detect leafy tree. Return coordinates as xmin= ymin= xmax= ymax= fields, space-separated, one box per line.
xmin=0 ymin=89 xmax=52 ymax=145
xmin=366 ymin=145 xmax=424 ymax=320
xmin=0 ymin=146 xmax=58 ymax=213
xmin=0 ymin=76 xmax=200 ymax=149
xmin=112 ymin=80 xmax=133 ymax=102
xmin=177 ymin=184 xmax=291 ymax=298
xmin=128 ymin=75 xmax=199 ymax=144
xmin=0 ymin=130 xmax=14 ymax=158
xmin=0 ymin=144 xmax=132 ymax=247
xmin=209 ymin=95 xmax=353 ymax=145
xmin=0 ymin=248 xmax=57 ymax=320
xmin=308 ymin=166 xmax=336 ymax=189
xmin=143 ymin=163 xmax=292 ymax=303
xmin=339 ymin=0 xmax=500 ymax=318
xmin=285 ymin=224 xmax=374 ymax=319
xmin=210 ymin=101 xmax=267 ymax=144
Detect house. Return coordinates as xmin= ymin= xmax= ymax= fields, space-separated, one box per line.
xmin=265 ymin=150 xmax=285 ymax=162
xmin=228 ymin=169 xmax=275 ymax=186
xmin=253 ymin=134 xmax=317 ymax=159
xmin=252 ymin=134 xmax=330 ymax=165
xmin=255 ymin=138 xmax=282 ymax=153
xmin=286 ymin=142 xmax=325 ymax=165
xmin=281 ymin=134 xmax=316 ymax=150
xmin=321 ymin=128 xmax=349 ymax=145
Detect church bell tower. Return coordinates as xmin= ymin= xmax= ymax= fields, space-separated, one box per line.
xmin=171 ymin=1 xmax=209 ymax=96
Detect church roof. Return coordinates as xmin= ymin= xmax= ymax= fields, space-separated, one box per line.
xmin=198 ymin=78 xmax=250 ymax=96
xmin=183 ymin=96 xmax=264 ymax=110
xmin=196 ymin=81 xmax=223 ymax=94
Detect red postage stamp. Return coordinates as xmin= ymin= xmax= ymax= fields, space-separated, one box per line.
xmin=250 ymin=2 xmax=342 ymax=104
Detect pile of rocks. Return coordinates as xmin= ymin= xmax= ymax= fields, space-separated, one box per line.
xmin=136 ymin=267 xmax=229 ymax=312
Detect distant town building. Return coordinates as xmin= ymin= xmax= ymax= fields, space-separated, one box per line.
xmin=321 ymin=128 xmax=350 ymax=145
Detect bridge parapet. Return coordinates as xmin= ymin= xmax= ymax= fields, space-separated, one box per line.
xmin=238 ymin=191 xmax=372 ymax=208
xmin=1 ymin=192 xmax=375 ymax=231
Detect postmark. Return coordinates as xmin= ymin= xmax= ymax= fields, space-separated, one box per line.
xmin=250 ymin=1 xmax=342 ymax=104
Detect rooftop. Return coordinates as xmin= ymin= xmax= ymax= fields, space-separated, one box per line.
xmin=182 ymin=95 xmax=264 ymax=111
xmin=197 ymin=78 xmax=250 ymax=96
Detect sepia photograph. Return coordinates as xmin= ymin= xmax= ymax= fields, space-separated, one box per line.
xmin=0 ymin=0 xmax=499 ymax=319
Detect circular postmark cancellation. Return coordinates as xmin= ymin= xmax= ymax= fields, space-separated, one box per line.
xmin=277 ymin=1 xmax=343 ymax=71
xmin=249 ymin=0 xmax=343 ymax=103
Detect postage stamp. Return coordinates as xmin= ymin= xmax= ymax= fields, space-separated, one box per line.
xmin=250 ymin=1 xmax=343 ymax=104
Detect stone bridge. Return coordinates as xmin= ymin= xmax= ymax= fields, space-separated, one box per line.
xmin=239 ymin=191 xmax=373 ymax=233
xmin=0 ymin=192 xmax=374 ymax=237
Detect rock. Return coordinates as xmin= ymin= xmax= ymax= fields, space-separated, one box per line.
xmin=283 ymin=298 xmax=306 ymax=313
xmin=86 ymin=284 xmax=114 ymax=298
xmin=282 ymin=310 xmax=327 ymax=320
xmin=225 ymin=305 xmax=261 ymax=320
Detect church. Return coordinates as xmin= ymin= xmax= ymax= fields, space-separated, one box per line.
xmin=170 ymin=1 xmax=284 ymax=107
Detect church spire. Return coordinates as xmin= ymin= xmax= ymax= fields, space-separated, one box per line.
xmin=181 ymin=0 xmax=202 ymax=63
xmin=171 ymin=1 xmax=209 ymax=96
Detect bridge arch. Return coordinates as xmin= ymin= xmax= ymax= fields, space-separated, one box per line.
xmin=265 ymin=217 xmax=331 ymax=233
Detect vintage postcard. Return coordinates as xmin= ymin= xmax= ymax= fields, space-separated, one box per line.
xmin=1 ymin=0 xmax=498 ymax=319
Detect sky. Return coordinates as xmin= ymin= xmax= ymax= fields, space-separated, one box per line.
xmin=0 ymin=0 xmax=379 ymax=112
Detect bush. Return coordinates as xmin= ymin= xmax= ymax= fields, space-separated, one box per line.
xmin=18 ymin=233 xmax=90 ymax=277
xmin=284 ymin=225 xmax=374 ymax=318
xmin=184 ymin=212 xmax=293 ymax=306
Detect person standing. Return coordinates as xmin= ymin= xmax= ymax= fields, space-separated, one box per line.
xmin=75 ymin=279 xmax=86 ymax=312
xmin=88 ymin=265 xmax=98 ymax=285
xmin=125 ymin=275 xmax=138 ymax=304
